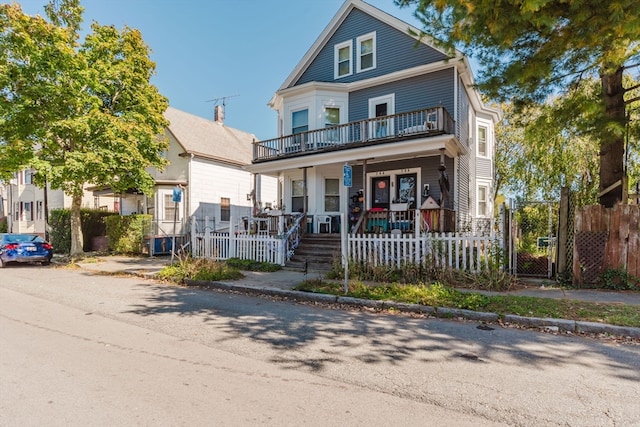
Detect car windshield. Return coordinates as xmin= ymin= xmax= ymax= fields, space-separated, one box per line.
xmin=5 ymin=234 xmax=44 ymax=243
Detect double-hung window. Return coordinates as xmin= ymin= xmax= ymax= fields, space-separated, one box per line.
xmin=292 ymin=109 xmax=308 ymax=135
xmin=334 ymin=40 xmax=352 ymax=79
xmin=164 ymin=194 xmax=179 ymax=221
xmin=22 ymin=202 xmax=33 ymax=221
xmin=357 ymin=32 xmax=376 ymax=72
xmin=291 ymin=180 xmax=305 ymax=212
xmin=478 ymin=126 xmax=488 ymax=157
xmin=324 ymin=179 xmax=340 ymax=212
xmin=220 ymin=197 xmax=230 ymax=221
xmin=324 ymin=107 xmax=340 ymax=142
xmin=477 ymin=185 xmax=489 ymax=217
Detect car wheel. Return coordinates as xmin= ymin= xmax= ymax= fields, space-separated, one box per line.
xmin=0 ymin=258 xmax=5 ymax=268
xmin=42 ymin=260 xmax=51 ymax=266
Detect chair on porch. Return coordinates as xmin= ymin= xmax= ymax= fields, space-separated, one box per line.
xmin=318 ymin=215 xmax=332 ymax=233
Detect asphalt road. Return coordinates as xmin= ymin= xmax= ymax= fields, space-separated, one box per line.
xmin=1 ymin=265 xmax=639 ymax=426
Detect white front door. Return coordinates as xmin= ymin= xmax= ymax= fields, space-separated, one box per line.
xmin=368 ymin=94 xmax=395 ymax=138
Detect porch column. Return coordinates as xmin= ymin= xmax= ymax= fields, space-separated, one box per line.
xmin=302 ymin=167 xmax=309 ymax=214
xmin=362 ymin=159 xmax=368 ymax=210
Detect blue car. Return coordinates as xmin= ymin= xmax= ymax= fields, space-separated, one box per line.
xmin=0 ymin=233 xmax=54 ymax=268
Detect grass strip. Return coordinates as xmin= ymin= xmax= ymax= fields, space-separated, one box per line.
xmin=294 ymin=280 xmax=640 ymax=328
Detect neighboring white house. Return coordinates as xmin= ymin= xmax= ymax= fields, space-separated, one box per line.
xmin=0 ymin=170 xmax=93 ymax=236
xmin=1 ymin=107 xmax=277 ymax=241
xmin=145 ymin=106 xmax=277 ymax=236
xmin=248 ymin=0 xmax=500 ymax=235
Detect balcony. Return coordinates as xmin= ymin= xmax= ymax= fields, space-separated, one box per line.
xmin=253 ymin=106 xmax=455 ymax=163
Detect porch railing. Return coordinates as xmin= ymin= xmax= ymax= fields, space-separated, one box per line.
xmin=356 ymin=208 xmax=457 ymax=234
xmin=253 ymin=106 xmax=454 ymax=162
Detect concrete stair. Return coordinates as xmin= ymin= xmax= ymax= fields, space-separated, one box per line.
xmin=286 ymin=234 xmax=341 ymax=272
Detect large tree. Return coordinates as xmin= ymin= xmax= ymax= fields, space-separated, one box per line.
xmin=396 ymin=0 xmax=640 ymax=207
xmin=0 ymin=1 xmax=169 ymax=256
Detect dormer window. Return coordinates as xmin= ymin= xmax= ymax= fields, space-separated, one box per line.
xmin=357 ymin=32 xmax=376 ymax=72
xmin=334 ymin=40 xmax=352 ymax=79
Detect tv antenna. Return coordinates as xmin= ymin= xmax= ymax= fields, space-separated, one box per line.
xmin=206 ymin=94 xmax=239 ymax=122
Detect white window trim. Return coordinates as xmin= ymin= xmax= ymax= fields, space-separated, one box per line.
xmin=356 ymin=31 xmax=376 ymax=73
xmin=323 ymin=177 xmax=340 ymax=213
xmin=334 ymin=40 xmax=352 ymax=80
xmin=368 ymin=93 xmax=396 ymax=137
xmin=476 ymin=122 xmax=491 ymax=159
xmin=162 ymin=192 xmax=182 ymax=222
xmin=476 ymin=182 xmax=491 ymax=218
xmin=365 ymin=167 xmax=421 ymax=210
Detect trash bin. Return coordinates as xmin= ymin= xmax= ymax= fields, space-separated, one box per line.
xmin=306 ymin=215 xmax=314 ymax=233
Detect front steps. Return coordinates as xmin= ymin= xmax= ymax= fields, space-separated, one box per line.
xmin=286 ymin=234 xmax=341 ymax=273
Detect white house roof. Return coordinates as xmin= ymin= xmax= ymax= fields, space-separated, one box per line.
xmin=164 ymin=106 xmax=256 ymax=166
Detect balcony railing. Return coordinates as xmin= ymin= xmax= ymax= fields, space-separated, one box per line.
xmin=253 ymin=106 xmax=454 ymax=162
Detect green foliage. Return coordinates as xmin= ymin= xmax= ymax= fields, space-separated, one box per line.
xmin=0 ymin=2 xmax=169 ymax=255
xmin=0 ymin=216 xmax=7 ymax=233
xmin=158 ymin=257 xmax=244 ymax=284
xmin=225 ymin=257 xmax=282 ymax=272
xmin=104 ymin=214 xmax=151 ymax=255
xmin=396 ymin=0 xmax=639 ymax=206
xmin=80 ymin=210 xmax=118 ymax=251
xmin=598 ymin=268 xmax=640 ymax=291
xmin=49 ymin=209 xmax=71 ymax=254
xmin=295 ymin=280 xmax=640 ymax=327
xmin=49 ymin=208 xmax=119 ymax=253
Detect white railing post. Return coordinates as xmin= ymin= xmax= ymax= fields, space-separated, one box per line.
xmin=229 ymin=216 xmax=236 ymax=259
xmin=191 ymin=216 xmax=197 ymax=257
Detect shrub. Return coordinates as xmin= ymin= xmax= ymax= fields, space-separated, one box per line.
xmin=49 ymin=209 xmax=71 ymax=254
xmin=158 ymin=256 xmax=244 ymax=283
xmin=0 ymin=216 xmax=7 ymax=233
xmin=104 ymin=214 xmax=151 ymax=255
xmin=225 ymin=257 xmax=282 ymax=272
xmin=598 ymin=268 xmax=640 ymax=291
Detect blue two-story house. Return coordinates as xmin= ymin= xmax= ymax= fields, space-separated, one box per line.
xmin=248 ymin=0 xmax=500 ymax=235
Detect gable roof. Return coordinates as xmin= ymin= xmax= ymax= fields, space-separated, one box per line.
xmin=164 ymin=106 xmax=256 ymax=166
xmin=271 ymin=0 xmax=500 ymax=123
xmin=277 ymin=0 xmax=459 ymax=92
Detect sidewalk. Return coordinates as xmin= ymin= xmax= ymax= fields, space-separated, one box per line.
xmin=70 ymin=255 xmax=640 ymax=338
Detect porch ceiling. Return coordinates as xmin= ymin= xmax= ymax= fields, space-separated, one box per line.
xmin=247 ymin=135 xmax=462 ymax=175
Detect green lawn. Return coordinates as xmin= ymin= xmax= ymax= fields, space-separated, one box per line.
xmin=294 ymin=280 xmax=640 ymax=328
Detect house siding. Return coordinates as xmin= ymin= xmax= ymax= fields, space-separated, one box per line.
xmin=348 ymin=69 xmax=455 ymax=121
xmin=190 ymin=158 xmax=254 ymax=224
xmin=476 ymin=158 xmax=492 ymax=178
xmin=295 ymin=9 xmax=449 ymax=86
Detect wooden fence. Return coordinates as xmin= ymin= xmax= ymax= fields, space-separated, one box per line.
xmin=573 ymin=204 xmax=639 ymax=285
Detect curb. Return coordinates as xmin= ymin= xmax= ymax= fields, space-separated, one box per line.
xmin=184 ymin=279 xmax=640 ymax=339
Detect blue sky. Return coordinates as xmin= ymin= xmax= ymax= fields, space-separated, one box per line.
xmin=19 ymin=0 xmax=436 ymax=140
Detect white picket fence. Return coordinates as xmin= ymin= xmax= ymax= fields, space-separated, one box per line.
xmin=191 ymin=231 xmax=284 ymax=264
xmin=348 ymin=232 xmax=503 ymax=273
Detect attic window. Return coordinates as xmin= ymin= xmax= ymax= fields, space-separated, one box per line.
xmin=357 ymin=32 xmax=376 ymax=73
xmin=334 ymin=40 xmax=352 ymax=79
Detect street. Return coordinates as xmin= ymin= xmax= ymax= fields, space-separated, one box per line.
xmin=1 ymin=265 xmax=639 ymax=426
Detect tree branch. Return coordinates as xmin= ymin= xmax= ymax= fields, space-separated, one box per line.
xmin=624 ymin=82 xmax=640 ymax=93
xmin=625 ymin=95 xmax=640 ymax=105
